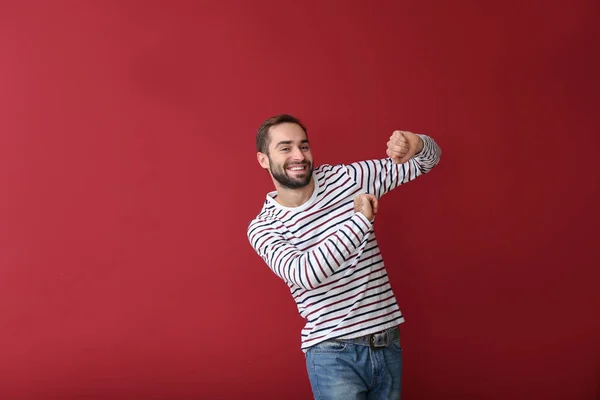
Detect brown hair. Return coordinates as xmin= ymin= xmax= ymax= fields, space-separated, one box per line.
xmin=256 ymin=114 xmax=307 ymax=154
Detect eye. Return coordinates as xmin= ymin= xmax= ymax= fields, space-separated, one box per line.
xmin=280 ymin=147 xmax=289 ymax=152
xmin=301 ymin=146 xmax=310 ymax=150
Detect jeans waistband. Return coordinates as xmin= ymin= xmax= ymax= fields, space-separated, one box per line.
xmin=335 ymin=326 xmax=399 ymax=349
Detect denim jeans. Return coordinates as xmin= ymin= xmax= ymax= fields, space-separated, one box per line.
xmin=305 ymin=327 xmax=402 ymax=400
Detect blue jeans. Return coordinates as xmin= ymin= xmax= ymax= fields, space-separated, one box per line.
xmin=305 ymin=327 xmax=402 ymax=400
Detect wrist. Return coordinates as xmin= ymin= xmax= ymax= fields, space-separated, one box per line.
xmin=415 ymin=135 xmax=425 ymax=155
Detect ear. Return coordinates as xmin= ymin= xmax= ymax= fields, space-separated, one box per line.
xmin=257 ymin=152 xmax=270 ymax=169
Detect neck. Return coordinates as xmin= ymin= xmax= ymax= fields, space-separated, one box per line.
xmin=274 ymin=178 xmax=315 ymax=208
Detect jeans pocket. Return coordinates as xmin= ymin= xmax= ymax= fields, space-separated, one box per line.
xmin=390 ymin=338 xmax=402 ymax=353
xmin=310 ymin=340 xmax=349 ymax=354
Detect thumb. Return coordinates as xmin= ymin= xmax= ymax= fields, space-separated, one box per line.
xmin=367 ymin=194 xmax=378 ymax=214
xmin=395 ymin=155 xmax=412 ymax=164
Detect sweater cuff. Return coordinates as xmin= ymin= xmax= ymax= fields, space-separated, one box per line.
xmin=354 ymin=211 xmax=373 ymax=229
xmin=415 ymin=134 xmax=431 ymax=157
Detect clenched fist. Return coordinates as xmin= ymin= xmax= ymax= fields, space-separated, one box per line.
xmin=386 ymin=130 xmax=424 ymax=164
xmin=354 ymin=193 xmax=378 ymax=222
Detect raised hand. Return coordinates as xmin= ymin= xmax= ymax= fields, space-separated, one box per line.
xmin=386 ymin=130 xmax=424 ymax=164
xmin=354 ymin=193 xmax=379 ymax=221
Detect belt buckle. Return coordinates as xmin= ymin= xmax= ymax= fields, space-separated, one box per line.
xmin=369 ymin=331 xmax=388 ymax=350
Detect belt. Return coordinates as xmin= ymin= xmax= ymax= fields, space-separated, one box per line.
xmin=335 ymin=326 xmax=399 ymax=350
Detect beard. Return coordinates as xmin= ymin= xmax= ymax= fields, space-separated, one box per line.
xmin=269 ymin=158 xmax=313 ymax=189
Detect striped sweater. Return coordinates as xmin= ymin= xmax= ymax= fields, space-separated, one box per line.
xmin=247 ymin=135 xmax=442 ymax=352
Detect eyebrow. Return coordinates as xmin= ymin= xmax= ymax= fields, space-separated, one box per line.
xmin=275 ymin=139 xmax=310 ymax=148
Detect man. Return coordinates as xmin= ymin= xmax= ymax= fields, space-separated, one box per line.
xmin=247 ymin=114 xmax=441 ymax=399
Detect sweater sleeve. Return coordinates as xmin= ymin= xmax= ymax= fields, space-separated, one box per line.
xmin=346 ymin=134 xmax=442 ymax=198
xmin=248 ymin=212 xmax=372 ymax=290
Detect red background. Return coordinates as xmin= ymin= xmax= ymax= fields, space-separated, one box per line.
xmin=1 ymin=1 xmax=598 ymax=399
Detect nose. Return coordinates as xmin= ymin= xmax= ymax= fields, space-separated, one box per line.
xmin=290 ymin=146 xmax=305 ymax=161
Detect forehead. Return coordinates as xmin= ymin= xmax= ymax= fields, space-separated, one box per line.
xmin=268 ymin=122 xmax=308 ymax=147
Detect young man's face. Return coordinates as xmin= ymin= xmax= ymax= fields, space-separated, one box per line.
xmin=258 ymin=122 xmax=314 ymax=189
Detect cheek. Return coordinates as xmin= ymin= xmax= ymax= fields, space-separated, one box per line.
xmin=273 ymin=158 xmax=287 ymax=170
